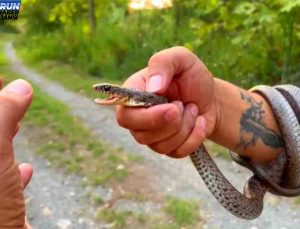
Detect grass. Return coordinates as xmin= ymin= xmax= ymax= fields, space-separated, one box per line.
xmin=94 ymin=195 xmax=202 ymax=229
xmin=0 ymin=37 xmax=132 ymax=186
xmin=1 ymin=33 xmax=207 ymax=228
xmin=0 ymin=41 xmax=8 ymax=66
xmin=14 ymin=40 xmax=231 ymax=161
xmin=16 ymin=52 xmax=122 ymax=99
xmin=24 ymin=83 xmax=132 ymax=185
xmin=1 ymin=30 xmax=230 ymax=162
xmin=95 ymin=196 xmax=202 ymax=229
xmin=96 ymin=209 xmax=148 ymax=228
xmin=294 ymin=198 xmax=300 ymax=205
xmin=96 ymin=209 xmax=132 ymax=228
xmin=205 ymin=140 xmax=231 ymax=160
xmin=164 ymin=196 xmax=200 ymax=226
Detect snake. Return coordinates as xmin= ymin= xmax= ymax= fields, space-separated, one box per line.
xmin=93 ymin=83 xmax=300 ymax=220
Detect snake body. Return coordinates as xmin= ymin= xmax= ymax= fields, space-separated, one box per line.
xmin=93 ymin=83 xmax=300 ymax=220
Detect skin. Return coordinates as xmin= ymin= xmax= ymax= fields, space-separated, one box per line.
xmin=0 ymin=47 xmax=285 ymax=226
xmin=116 ymin=47 xmax=284 ymax=163
xmin=0 ymin=78 xmax=33 ymax=229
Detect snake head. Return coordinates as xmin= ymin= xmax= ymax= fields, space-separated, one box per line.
xmin=93 ymin=83 xmax=168 ymax=107
xmin=93 ymin=83 xmax=130 ymax=105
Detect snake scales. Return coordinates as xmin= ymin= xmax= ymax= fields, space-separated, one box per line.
xmin=93 ymin=83 xmax=300 ymax=220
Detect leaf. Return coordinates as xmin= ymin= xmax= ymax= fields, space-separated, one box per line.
xmin=280 ymin=0 xmax=300 ymax=13
xmin=258 ymin=7 xmax=277 ymax=24
xmin=231 ymin=35 xmax=243 ymax=45
xmin=234 ymin=2 xmax=257 ymax=16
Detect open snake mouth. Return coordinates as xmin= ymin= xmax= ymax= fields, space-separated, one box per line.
xmin=94 ymin=95 xmax=119 ymax=105
xmin=93 ymin=83 xmax=126 ymax=105
xmin=93 ymin=83 xmax=168 ymax=106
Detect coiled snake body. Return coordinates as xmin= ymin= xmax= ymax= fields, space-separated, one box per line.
xmin=93 ymin=83 xmax=300 ymax=220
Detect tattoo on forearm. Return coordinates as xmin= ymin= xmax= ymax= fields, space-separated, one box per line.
xmin=237 ymin=91 xmax=284 ymax=150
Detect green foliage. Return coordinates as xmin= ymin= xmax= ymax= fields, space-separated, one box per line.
xmin=16 ymin=0 xmax=300 ymax=87
xmin=183 ymin=0 xmax=300 ymax=85
xmin=0 ymin=41 xmax=132 ymax=185
xmin=22 ymin=0 xmax=62 ymax=33
xmin=0 ymin=42 xmax=8 ymax=66
xmin=22 ymin=83 xmax=132 ymax=183
xmin=0 ymin=22 xmax=19 ymax=33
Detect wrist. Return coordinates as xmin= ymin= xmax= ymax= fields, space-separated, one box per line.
xmin=196 ymin=80 xmax=220 ymax=139
xmin=206 ymin=78 xmax=226 ymax=139
xmin=208 ymin=79 xmax=283 ymax=162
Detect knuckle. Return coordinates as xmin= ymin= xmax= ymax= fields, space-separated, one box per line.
xmin=116 ymin=115 xmax=126 ymax=128
xmin=173 ymin=148 xmax=190 ymax=158
xmin=184 ymin=113 xmax=196 ymax=127
xmin=149 ymin=117 xmax=158 ymax=129
xmin=0 ymin=93 xmax=18 ymax=104
xmin=132 ymin=132 xmax=148 ymax=145
xmin=164 ymin=114 xmax=182 ymax=132
xmin=149 ymin=112 xmax=165 ymax=129
xmin=171 ymin=46 xmax=197 ymax=63
xmin=171 ymin=46 xmax=191 ymax=53
xmin=168 ymin=150 xmax=186 ymax=159
xmin=148 ymin=47 xmax=177 ymax=67
xmin=149 ymin=143 xmax=172 ymax=155
xmin=148 ymin=53 xmax=164 ymax=67
xmin=0 ymin=94 xmax=21 ymax=111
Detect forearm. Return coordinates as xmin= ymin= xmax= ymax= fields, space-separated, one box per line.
xmin=209 ymin=78 xmax=284 ymax=163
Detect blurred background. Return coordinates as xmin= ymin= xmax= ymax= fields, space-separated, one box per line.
xmin=0 ymin=0 xmax=300 ymax=228
xmin=1 ymin=0 xmax=300 ymax=86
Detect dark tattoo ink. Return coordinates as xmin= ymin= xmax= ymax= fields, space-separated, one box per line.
xmin=237 ymin=91 xmax=284 ymax=150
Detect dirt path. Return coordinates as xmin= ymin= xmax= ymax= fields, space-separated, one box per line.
xmin=15 ymin=132 xmax=105 ymax=229
xmin=5 ymin=42 xmax=300 ymax=228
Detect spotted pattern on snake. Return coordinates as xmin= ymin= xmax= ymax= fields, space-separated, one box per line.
xmin=93 ymin=83 xmax=300 ymax=220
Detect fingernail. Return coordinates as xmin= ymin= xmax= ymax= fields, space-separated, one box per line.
xmin=199 ymin=116 xmax=206 ymax=130
xmin=173 ymin=101 xmax=184 ymax=114
xmin=3 ymin=79 xmax=31 ymax=96
xmin=190 ymin=104 xmax=198 ymax=117
xmin=147 ymin=74 xmax=163 ymax=92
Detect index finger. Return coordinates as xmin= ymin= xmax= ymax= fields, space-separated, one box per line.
xmin=116 ymin=101 xmax=182 ymax=131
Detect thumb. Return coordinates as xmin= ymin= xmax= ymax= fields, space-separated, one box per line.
xmin=19 ymin=163 xmax=33 ymax=189
xmin=146 ymin=47 xmax=201 ymax=93
xmin=0 ymin=79 xmax=33 ymax=140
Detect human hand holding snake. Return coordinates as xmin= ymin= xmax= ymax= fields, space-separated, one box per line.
xmin=94 ymin=47 xmax=297 ymax=219
xmin=115 ymin=47 xmax=217 ymax=159
xmin=114 ymin=47 xmax=283 ymax=162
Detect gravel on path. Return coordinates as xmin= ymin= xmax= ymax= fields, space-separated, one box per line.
xmin=5 ymin=42 xmax=300 ymax=229
xmin=15 ymin=132 xmax=112 ymax=229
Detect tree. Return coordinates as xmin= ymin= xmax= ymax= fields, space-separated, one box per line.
xmin=88 ymin=0 xmax=96 ymax=32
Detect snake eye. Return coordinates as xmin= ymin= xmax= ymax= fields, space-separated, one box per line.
xmin=103 ymin=85 xmax=111 ymax=91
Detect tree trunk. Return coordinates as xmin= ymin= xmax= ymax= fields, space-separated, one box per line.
xmin=173 ymin=1 xmax=180 ymax=42
xmin=282 ymin=12 xmax=294 ymax=83
xmin=89 ymin=0 xmax=96 ymax=33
